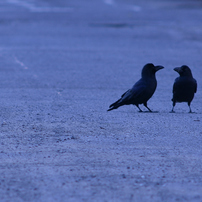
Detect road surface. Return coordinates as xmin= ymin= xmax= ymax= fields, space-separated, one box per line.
xmin=0 ymin=0 xmax=202 ymax=201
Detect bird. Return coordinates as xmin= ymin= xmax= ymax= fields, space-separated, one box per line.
xmin=171 ymin=65 xmax=197 ymax=113
xmin=107 ymin=63 xmax=164 ymax=112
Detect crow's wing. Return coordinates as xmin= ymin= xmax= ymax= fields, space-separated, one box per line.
xmin=121 ymin=79 xmax=148 ymax=104
xmin=194 ymin=79 xmax=197 ymax=93
xmin=173 ymin=77 xmax=180 ymax=94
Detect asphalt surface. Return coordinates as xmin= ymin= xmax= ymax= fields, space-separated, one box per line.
xmin=0 ymin=0 xmax=202 ymax=201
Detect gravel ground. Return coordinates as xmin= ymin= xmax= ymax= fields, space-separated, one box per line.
xmin=0 ymin=0 xmax=202 ymax=201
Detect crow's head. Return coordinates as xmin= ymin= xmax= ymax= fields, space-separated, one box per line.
xmin=174 ymin=65 xmax=193 ymax=77
xmin=142 ymin=63 xmax=164 ymax=77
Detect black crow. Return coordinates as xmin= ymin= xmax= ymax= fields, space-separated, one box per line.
xmin=171 ymin=65 xmax=197 ymax=113
xmin=107 ymin=63 xmax=164 ymax=112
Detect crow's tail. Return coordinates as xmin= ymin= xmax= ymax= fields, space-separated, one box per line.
xmin=107 ymin=99 xmax=122 ymax=111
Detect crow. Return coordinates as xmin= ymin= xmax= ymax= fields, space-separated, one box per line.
xmin=107 ymin=63 xmax=164 ymax=112
xmin=171 ymin=65 xmax=197 ymax=113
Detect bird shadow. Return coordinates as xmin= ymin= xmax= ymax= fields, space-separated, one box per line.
xmin=139 ymin=111 xmax=159 ymax=113
xmin=169 ymin=111 xmax=197 ymax=114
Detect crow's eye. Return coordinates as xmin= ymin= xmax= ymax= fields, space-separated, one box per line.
xmin=181 ymin=65 xmax=187 ymax=71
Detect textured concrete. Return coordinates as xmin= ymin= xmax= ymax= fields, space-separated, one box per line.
xmin=0 ymin=0 xmax=202 ymax=201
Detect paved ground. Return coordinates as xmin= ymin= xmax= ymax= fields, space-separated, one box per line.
xmin=0 ymin=0 xmax=202 ymax=201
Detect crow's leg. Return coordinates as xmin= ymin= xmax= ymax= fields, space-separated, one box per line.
xmin=143 ymin=103 xmax=152 ymax=112
xmin=170 ymin=101 xmax=176 ymax=113
xmin=135 ymin=104 xmax=143 ymax=112
xmin=188 ymin=103 xmax=192 ymax=113
xmin=170 ymin=107 xmax=175 ymax=113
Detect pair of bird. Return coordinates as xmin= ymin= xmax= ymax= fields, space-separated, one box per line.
xmin=107 ymin=63 xmax=197 ymax=113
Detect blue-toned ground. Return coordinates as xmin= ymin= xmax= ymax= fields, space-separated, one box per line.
xmin=0 ymin=0 xmax=202 ymax=201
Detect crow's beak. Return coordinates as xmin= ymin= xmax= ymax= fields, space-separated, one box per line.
xmin=155 ymin=65 xmax=164 ymax=72
xmin=174 ymin=67 xmax=181 ymax=73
